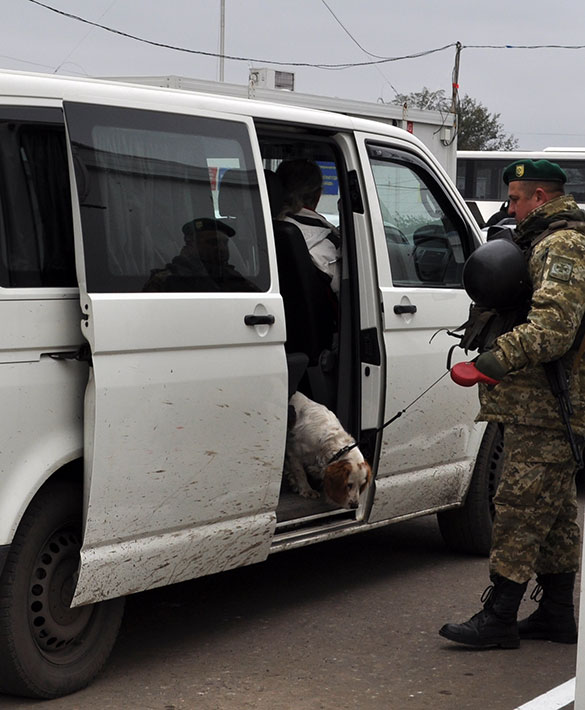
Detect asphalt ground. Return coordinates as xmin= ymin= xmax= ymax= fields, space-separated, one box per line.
xmin=1 ymin=488 xmax=581 ymax=710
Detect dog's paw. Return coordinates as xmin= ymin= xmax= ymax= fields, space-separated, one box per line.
xmin=299 ymin=488 xmax=320 ymax=499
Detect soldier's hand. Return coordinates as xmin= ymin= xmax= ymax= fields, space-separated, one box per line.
xmin=450 ymin=361 xmax=501 ymax=387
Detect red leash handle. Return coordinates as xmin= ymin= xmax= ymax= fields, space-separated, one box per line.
xmin=450 ymin=361 xmax=500 ymax=387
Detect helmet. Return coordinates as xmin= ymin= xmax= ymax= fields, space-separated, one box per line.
xmin=463 ymin=237 xmax=531 ymax=311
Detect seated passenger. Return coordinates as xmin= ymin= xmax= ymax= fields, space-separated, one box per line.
xmin=276 ymin=159 xmax=341 ymax=295
xmin=144 ymin=217 xmax=256 ymax=292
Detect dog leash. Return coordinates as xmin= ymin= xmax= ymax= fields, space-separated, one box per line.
xmin=327 ymin=369 xmax=451 ymax=464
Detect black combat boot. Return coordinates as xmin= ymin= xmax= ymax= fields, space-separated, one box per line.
xmin=518 ymin=572 xmax=577 ymax=644
xmin=439 ymin=575 xmax=528 ymax=649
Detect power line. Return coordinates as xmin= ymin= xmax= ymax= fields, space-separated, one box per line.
xmin=0 ymin=53 xmax=54 ymax=71
xmin=319 ymin=0 xmax=388 ymax=59
xmin=463 ymin=43 xmax=585 ymax=50
xmin=319 ymin=0 xmax=399 ymax=94
xmin=22 ymin=2 xmax=585 ymax=74
xmin=53 ymin=0 xmax=118 ymax=74
xmin=25 ymin=0 xmax=456 ymax=69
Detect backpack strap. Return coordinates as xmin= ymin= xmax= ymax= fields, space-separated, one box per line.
xmin=531 ymin=220 xmax=585 ymax=248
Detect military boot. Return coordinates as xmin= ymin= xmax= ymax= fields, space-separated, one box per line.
xmin=518 ymin=572 xmax=577 ymax=644
xmin=439 ymin=575 xmax=528 ymax=649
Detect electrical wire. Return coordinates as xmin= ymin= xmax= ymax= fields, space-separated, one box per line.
xmin=53 ymin=0 xmax=118 ymax=74
xmin=0 ymin=53 xmax=54 ymax=70
xmin=319 ymin=0 xmax=389 ymax=59
xmin=25 ymin=0 xmax=456 ymax=69
xmin=464 ymin=43 xmax=585 ymax=50
xmin=21 ymin=1 xmax=585 ymax=82
xmin=319 ymin=0 xmax=399 ymax=95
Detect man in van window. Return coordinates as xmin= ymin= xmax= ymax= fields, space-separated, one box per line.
xmin=143 ymin=217 xmax=256 ymax=292
xmin=276 ymin=159 xmax=341 ymax=295
xmin=440 ymin=159 xmax=585 ymax=650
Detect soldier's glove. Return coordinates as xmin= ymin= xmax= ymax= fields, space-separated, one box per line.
xmin=450 ymin=352 xmax=506 ymax=388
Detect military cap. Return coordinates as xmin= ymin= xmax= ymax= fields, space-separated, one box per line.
xmin=182 ymin=217 xmax=235 ymax=238
xmin=503 ymin=159 xmax=567 ymax=185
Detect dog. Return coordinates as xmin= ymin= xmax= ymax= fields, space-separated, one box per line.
xmin=284 ymin=392 xmax=372 ymax=509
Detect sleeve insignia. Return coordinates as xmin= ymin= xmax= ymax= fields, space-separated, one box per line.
xmin=547 ymin=257 xmax=574 ymax=282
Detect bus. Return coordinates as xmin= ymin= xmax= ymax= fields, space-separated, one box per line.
xmin=457 ymin=148 xmax=585 ymax=225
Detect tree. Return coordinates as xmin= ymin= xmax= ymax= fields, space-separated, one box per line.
xmin=393 ymin=87 xmax=449 ymax=112
xmin=456 ymin=95 xmax=518 ymax=150
xmin=391 ymin=87 xmax=518 ymax=150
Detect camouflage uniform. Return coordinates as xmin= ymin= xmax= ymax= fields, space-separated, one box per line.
xmin=479 ymin=194 xmax=585 ymax=583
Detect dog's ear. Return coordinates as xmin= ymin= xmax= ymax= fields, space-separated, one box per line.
xmin=323 ymin=460 xmax=351 ymax=506
xmin=359 ymin=462 xmax=372 ymax=493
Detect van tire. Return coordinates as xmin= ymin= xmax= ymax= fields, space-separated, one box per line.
xmin=0 ymin=479 xmax=125 ymax=699
xmin=437 ymin=423 xmax=504 ymax=555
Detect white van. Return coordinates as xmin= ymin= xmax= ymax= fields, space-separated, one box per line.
xmin=0 ymin=70 xmax=498 ymax=699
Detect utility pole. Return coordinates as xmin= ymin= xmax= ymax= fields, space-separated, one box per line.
xmin=219 ymin=0 xmax=225 ymax=82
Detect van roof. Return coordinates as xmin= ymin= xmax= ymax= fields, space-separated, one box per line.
xmin=0 ymin=68 xmax=427 ymax=152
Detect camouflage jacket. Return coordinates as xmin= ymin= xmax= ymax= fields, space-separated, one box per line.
xmin=479 ymin=195 xmax=585 ymax=433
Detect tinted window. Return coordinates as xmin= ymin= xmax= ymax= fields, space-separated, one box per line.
xmin=65 ymin=103 xmax=269 ymax=293
xmin=457 ymin=157 xmax=585 ymax=204
xmin=456 ymin=158 xmax=509 ymax=201
xmin=0 ymin=108 xmax=75 ymax=287
xmin=368 ymin=145 xmax=468 ymax=288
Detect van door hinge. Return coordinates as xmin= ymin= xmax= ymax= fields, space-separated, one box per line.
xmin=46 ymin=343 xmax=92 ymax=363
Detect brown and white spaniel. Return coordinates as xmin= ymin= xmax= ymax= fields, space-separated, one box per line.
xmin=284 ymin=392 xmax=372 ymax=509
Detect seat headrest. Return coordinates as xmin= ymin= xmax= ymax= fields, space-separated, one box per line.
xmin=264 ymin=169 xmax=285 ymax=218
xmin=218 ymin=168 xmax=253 ymax=217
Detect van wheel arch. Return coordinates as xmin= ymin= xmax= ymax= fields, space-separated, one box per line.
xmin=0 ymin=477 xmax=124 ymax=699
xmin=437 ymin=423 xmax=503 ymax=555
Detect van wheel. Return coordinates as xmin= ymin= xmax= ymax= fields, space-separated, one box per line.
xmin=437 ymin=423 xmax=503 ymax=555
xmin=0 ymin=479 xmax=125 ymax=699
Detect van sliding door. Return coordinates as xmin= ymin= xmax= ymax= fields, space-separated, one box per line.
xmin=64 ymin=102 xmax=287 ymax=605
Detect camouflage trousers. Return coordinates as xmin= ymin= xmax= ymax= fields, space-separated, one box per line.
xmin=489 ymin=424 xmax=581 ymax=584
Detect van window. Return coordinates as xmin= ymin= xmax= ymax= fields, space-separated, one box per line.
xmin=0 ymin=108 xmax=76 ymax=288
xmin=65 ymin=103 xmax=269 ymax=293
xmin=368 ymin=145 xmax=467 ymax=288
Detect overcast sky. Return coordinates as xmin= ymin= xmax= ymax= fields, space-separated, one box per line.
xmin=2 ymin=0 xmax=585 ymax=150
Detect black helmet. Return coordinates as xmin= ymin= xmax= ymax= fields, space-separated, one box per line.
xmin=463 ymin=237 xmax=531 ymax=311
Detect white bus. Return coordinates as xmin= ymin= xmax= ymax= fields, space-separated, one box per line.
xmin=457 ymin=148 xmax=585 ymax=224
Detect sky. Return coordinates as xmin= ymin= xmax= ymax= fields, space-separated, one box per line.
xmin=2 ymin=0 xmax=585 ymax=150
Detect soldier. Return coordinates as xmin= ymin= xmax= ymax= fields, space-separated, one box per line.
xmin=144 ymin=217 xmax=256 ymax=293
xmin=440 ymin=159 xmax=585 ymax=649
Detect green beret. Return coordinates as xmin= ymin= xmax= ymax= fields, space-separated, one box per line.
xmin=503 ymin=159 xmax=567 ymax=185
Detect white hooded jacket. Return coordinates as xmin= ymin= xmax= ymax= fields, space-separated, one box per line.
xmin=283 ymin=207 xmax=341 ymax=294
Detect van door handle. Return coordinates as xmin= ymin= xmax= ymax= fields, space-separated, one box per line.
xmin=393 ymin=304 xmax=417 ymax=315
xmin=244 ymin=314 xmax=275 ymax=326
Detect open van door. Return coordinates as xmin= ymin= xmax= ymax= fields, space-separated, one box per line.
xmin=63 ymin=101 xmax=288 ymax=605
xmin=355 ymin=135 xmax=484 ymax=522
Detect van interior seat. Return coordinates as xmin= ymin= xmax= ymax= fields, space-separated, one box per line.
xmin=218 ymin=168 xmax=254 ymax=233
xmin=264 ymin=170 xmax=336 ymax=363
xmin=263 ymin=169 xmax=337 ymax=404
xmin=386 ymin=241 xmax=418 ymax=284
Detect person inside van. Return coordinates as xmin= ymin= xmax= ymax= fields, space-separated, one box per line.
xmin=276 ymin=159 xmax=341 ymax=295
xmin=143 ymin=217 xmax=256 ymax=292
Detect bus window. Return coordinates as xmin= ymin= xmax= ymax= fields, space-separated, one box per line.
xmin=457 ymin=149 xmax=585 ymax=223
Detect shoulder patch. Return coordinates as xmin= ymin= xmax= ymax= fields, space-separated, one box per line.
xmin=547 ymin=256 xmax=574 ymax=282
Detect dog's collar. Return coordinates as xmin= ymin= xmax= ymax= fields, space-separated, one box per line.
xmin=327 ymin=442 xmax=359 ymax=465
